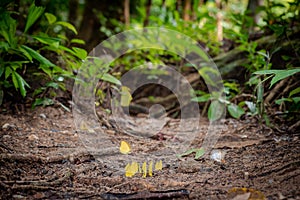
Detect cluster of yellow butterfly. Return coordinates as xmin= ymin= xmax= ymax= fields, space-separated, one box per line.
xmin=119 ymin=140 xmax=163 ymax=177
xmin=125 ymin=160 xmax=163 ymax=178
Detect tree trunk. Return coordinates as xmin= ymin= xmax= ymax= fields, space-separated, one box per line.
xmin=183 ymin=0 xmax=191 ymax=21
xmin=67 ymin=0 xmax=79 ymax=39
xmin=143 ymin=0 xmax=152 ymax=27
xmin=216 ymin=0 xmax=223 ymax=42
xmin=124 ymin=0 xmax=130 ymax=28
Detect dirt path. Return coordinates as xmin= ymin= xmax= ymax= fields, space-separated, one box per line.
xmin=0 ymin=107 xmax=299 ymax=199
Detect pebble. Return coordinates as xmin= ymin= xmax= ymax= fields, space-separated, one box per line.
xmin=2 ymin=123 xmax=16 ymax=130
xmin=39 ymin=113 xmax=47 ymax=119
xmin=244 ymin=171 xmax=249 ymax=180
xmin=2 ymin=135 xmax=11 ymax=139
xmin=210 ymin=149 xmax=226 ymax=162
xmin=28 ymin=134 xmax=39 ymax=141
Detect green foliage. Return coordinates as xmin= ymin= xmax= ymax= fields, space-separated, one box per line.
xmin=254 ymin=68 xmax=300 ymax=115
xmin=254 ymin=69 xmax=300 ymax=88
xmin=24 ymin=3 xmax=45 ymax=33
xmin=192 ymin=82 xmax=245 ymax=120
xmin=0 ymin=1 xmax=86 ymax=106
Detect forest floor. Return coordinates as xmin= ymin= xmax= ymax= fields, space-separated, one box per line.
xmin=0 ymin=106 xmax=299 ymax=199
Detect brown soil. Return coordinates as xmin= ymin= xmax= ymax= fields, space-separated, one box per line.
xmin=0 ymin=107 xmax=299 ymax=199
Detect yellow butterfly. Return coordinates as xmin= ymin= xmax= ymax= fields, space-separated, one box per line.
xmin=120 ymin=86 xmax=132 ymax=107
xmin=155 ymin=160 xmax=163 ymax=170
xmin=125 ymin=162 xmax=139 ymax=177
xmin=142 ymin=161 xmax=147 ymax=178
xmin=148 ymin=161 xmax=153 ymax=177
xmin=120 ymin=140 xmax=131 ymax=154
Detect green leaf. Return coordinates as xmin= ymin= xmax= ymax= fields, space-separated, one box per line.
xmin=55 ymin=21 xmax=78 ymax=34
xmin=100 ymin=73 xmax=121 ymax=85
xmin=71 ymin=38 xmax=85 ymax=44
xmin=39 ymin=64 xmax=52 ymax=78
xmin=32 ymin=98 xmax=54 ymax=108
xmin=270 ymin=69 xmax=300 ymax=88
xmin=45 ymin=12 xmax=57 ymax=24
xmin=178 ymin=148 xmax=197 ymax=157
xmin=46 ymin=82 xmax=59 ymax=89
xmin=32 ymin=36 xmax=60 ymax=48
xmin=195 ymin=148 xmax=205 ymax=159
xmin=5 ymin=67 xmax=12 ymax=79
xmin=18 ymin=46 xmax=33 ymax=61
xmin=14 ymin=71 xmax=30 ymax=97
xmin=254 ymin=69 xmax=300 ymax=88
xmin=245 ymin=101 xmax=256 ymax=113
xmin=292 ymin=97 xmax=300 ymax=104
xmin=72 ymin=47 xmax=87 ymax=60
xmin=191 ymin=94 xmax=211 ymax=102
xmin=11 ymin=71 xmax=18 ymax=89
xmin=289 ymin=87 xmax=300 ymax=98
xmin=227 ymin=103 xmax=245 ymax=119
xmin=275 ymin=98 xmax=292 ymax=105
xmin=24 ymin=2 xmax=45 ymax=33
xmin=20 ymin=45 xmax=55 ymax=67
xmin=208 ymin=100 xmax=225 ymax=121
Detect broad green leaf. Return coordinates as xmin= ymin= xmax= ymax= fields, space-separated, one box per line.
xmin=195 ymin=148 xmax=205 ymax=159
xmin=208 ymin=100 xmax=225 ymax=121
xmin=45 ymin=12 xmax=56 ymax=24
xmin=227 ymin=103 xmax=245 ymax=119
xmin=245 ymin=101 xmax=256 ymax=113
xmin=270 ymin=69 xmax=300 ymax=88
xmin=254 ymin=69 xmax=300 ymax=88
xmin=21 ymin=45 xmax=55 ymax=67
xmin=55 ymin=21 xmax=78 ymax=34
xmin=24 ymin=3 xmax=45 ymax=33
xmin=100 ymin=73 xmax=121 ymax=86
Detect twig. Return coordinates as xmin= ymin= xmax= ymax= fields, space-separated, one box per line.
xmin=100 ymin=189 xmax=190 ymax=200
